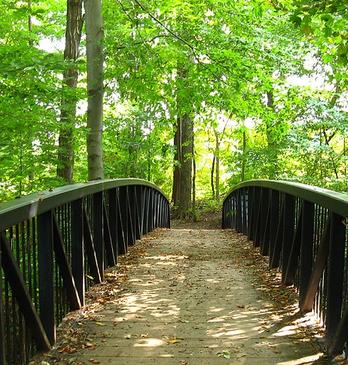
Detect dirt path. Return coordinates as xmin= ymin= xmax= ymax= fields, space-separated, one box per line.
xmin=32 ymin=225 xmax=327 ymax=365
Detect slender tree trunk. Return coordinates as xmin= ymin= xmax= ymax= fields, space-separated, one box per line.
xmin=172 ymin=118 xmax=181 ymax=204
xmin=177 ymin=113 xmax=193 ymax=218
xmin=85 ymin=0 xmax=104 ymax=180
xmin=344 ymin=137 xmax=347 ymax=177
xmin=266 ymin=90 xmax=278 ymax=179
xmin=192 ymin=146 xmax=196 ymax=221
xmin=58 ymin=0 xmax=83 ymax=182
xmin=241 ymin=130 xmax=246 ymax=181
xmin=172 ymin=63 xmax=193 ymax=218
xmin=214 ymin=132 xmax=220 ymax=200
xmin=211 ymin=155 xmax=215 ymax=198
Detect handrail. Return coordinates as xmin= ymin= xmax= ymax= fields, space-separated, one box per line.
xmin=0 ymin=178 xmax=168 ymax=231
xmin=223 ymin=179 xmax=348 ymax=217
xmin=222 ymin=179 xmax=348 ymax=357
xmin=0 ymin=179 xmax=170 ymax=365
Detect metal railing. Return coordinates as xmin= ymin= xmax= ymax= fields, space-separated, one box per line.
xmin=222 ymin=180 xmax=348 ymax=356
xmin=0 ymin=179 xmax=170 ymax=365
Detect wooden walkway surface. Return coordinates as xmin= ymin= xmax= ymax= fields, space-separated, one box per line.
xmin=33 ymin=226 xmax=324 ymax=365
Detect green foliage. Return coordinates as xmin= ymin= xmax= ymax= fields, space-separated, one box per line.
xmin=1 ymin=0 xmax=348 ymax=204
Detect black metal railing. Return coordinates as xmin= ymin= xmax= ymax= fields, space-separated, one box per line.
xmin=0 ymin=179 xmax=170 ymax=365
xmin=222 ymin=180 xmax=348 ymax=356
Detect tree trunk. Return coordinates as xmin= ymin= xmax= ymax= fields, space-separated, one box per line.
xmin=177 ymin=113 xmax=193 ymax=218
xmin=214 ymin=132 xmax=220 ymax=200
xmin=85 ymin=0 xmax=104 ymax=180
xmin=241 ymin=130 xmax=246 ymax=181
xmin=192 ymin=145 xmax=196 ymax=221
xmin=266 ymin=90 xmax=278 ymax=179
xmin=211 ymin=155 xmax=215 ymax=198
xmin=172 ymin=118 xmax=181 ymax=204
xmin=57 ymin=0 xmax=83 ymax=182
xmin=172 ymin=63 xmax=193 ymax=218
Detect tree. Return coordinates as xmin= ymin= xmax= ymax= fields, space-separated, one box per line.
xmin=57 ymin=0 xmax=83 ymax=182
xmin=85 ymin=0 xmax=104 ymax=180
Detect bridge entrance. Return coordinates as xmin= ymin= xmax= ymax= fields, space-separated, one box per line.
xmin=31 ymin=224 xmax=323 ymax=365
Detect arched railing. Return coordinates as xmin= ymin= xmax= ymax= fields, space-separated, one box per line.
xmin=222 ymin=180 xmax=348 ymax=357
xmin=0 ymin=179 xmax=170 ymax=365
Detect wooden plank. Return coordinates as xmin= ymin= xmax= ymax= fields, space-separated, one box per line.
xmin=301 ymin=219 xmax=330 ymax=313
xmin=0 ymin=232 xmax=51 ymax=351
xmin=83 ymin=208 xmax=102 ymax=284
xmin=52 ymin=213 xmax=81 ymax=310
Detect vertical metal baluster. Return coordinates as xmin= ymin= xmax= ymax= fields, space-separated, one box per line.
xmin=326 ymin=213 xmax=345 ymax=344
xmin=93 ymin=192 xmax=104 ymax=281
xmin=72 ymin=199 xmax=85 ymax=306
xmin=38 ymin=211 xmax=55 ymax=345
xmin=0 ymin=234 xmax=6 ymax=365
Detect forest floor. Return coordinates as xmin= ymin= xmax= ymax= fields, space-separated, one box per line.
xmin=31 ymin=218 xmax=343 ymax=365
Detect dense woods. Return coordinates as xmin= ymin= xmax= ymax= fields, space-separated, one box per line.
xmin=0 ymin=0 xmax=347 ymax=217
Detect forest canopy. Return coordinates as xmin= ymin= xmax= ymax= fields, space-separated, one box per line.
xmin=0 ymin=0 xmax=347 ymax=217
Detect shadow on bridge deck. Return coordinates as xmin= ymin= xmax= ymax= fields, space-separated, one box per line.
xmin=32 ymin=225 xmax=327 ymax=365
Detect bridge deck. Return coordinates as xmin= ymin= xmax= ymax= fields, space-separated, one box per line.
xmin=33 ymin=225 xmax=324 ymax=365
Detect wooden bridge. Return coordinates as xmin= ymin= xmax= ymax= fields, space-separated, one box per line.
xmin=0 ymin=179 xmax=347 ymax=364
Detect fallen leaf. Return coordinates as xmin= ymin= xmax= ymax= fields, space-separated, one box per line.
xmin=217 ymin=350 xmax=231 ymax=359
xmin=88 ymin=359 xmax=100 ymax=364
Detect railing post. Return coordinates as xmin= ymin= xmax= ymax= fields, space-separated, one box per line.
xmin=108 ymin=188 xmax=118 ymax=264
xmin=284 ymin=204 xmax=303 ymax=286
xmin=260 ymin=189 xmax=271 ymax=255
xmin=149 ymin=189 xmax=154 ymax=232
xmin=247 ymin=187 xmax=254 ymax=239
xmin=71 ymin=199 xmax=85 ymax=306
xmin=268 ymin=190 xmax=279 ymax=263
xmin=326 ymin=213 xmax=345 ymax=344
xmin=144 ymin=187 xmax=150 ymax=234
xmin=242 ymin=189 xmax=248 ymax=234
xmin=270 ymin=196 xmax=284 ymax=269
xmin=301 ymin=218 xmax=330 ymax=312
xmin=38 ymin=211 xmax=55 ymax=345
xmin=299 ymin=201 xmax=314 ymax=308
xmin=254 ymin=188 xmax=263 ymax=247
xmin=0 ymin=239 xmax=6 ymax=365
xmin=126 ymin=187 xmax=135 ymax=245
xmin=134 ymin=186 xmax=141 ymax=239
xmin=166 ymin=200 xmax=170 ymax=228
xmin=117 ymin=187 xmax=127 ymax=255
xmin=236 ymin=190 xmax=242 ymax=233
xmin=93 ymin=192 xmax=104 ymax=281
xmin=281 ymin=194 xmax=295 ymax=281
